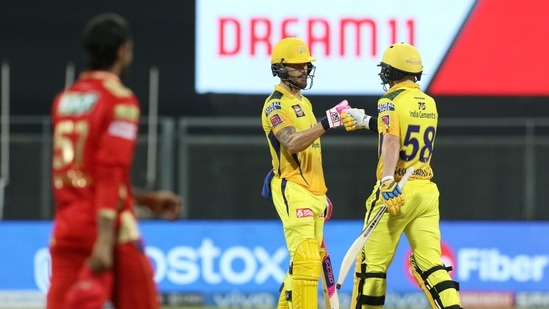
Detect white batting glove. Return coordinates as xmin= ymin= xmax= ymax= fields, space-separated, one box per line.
xmin=342 ymin=108 xmax=372 ymax=131
xmin=325 ymin=100 xmax=351 ymax=128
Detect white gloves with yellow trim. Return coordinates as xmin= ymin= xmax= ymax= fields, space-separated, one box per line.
xmin=342 ymin=108 xmax=376 ymax=132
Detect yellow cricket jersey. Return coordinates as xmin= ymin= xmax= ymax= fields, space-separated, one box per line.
xmin=376 ymin=81 xmax=437 ymax=182
xmin=261 ymin=85 xmax=327 ymax=195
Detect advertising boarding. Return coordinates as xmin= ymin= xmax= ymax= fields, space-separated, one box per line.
xmin=196 ymin=0 xmax=549 ymax=96
xmin=0 ymin=221 xmax=547 ymax=308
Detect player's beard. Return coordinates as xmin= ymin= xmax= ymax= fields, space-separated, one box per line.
xmin=288 ymin=74 xmax=308 ymax=90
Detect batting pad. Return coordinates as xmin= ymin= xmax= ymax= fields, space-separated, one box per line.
xmin=291 ymin=238 xmax=321 ymax=309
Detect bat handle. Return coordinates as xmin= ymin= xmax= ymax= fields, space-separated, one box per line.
xmin=398 ymin=167 xmax=415 ymax=189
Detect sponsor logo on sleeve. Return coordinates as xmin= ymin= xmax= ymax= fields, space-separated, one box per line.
xmin=378 ymin=102 xmax=395 ymax=113
xmin=114 ymin=104 xmax=140 ymax=122
xmin=108 ymin=120 xmax=138 ymax=140
xmin=264 ymin=102 xmax=281 ymax=116
xmin=292 ymin=104 xmax=305 ymax=117
xmin=269 ymin=114 xmax=283 ymax=127
xmin=381 ymin=115 xmax=390 ymax=128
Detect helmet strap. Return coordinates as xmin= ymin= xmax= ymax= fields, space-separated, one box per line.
xmin=271 ymin=62 xmax=289 ymax=79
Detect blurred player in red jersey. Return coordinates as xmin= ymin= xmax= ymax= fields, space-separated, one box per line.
xmin=47 ymin=13 xmax=182 ymax=309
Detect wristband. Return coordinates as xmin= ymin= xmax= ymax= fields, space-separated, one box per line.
xmin=368 ymin=116 xmax=377 ymax=132
xmin=363 ymin=115 xmax=372 ymax=130
xmin=381 ymin=175 xmax=394 ymax=183
xmin=320 ymin=117 xmax=330 ymax=131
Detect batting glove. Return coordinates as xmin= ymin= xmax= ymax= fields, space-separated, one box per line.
xmin=379 ymin=177 xmax=404 ymax=215
xmin=342 ymin=108 xmax=373 ymax=131
xmin=323 ymin=100 xmax=351 ymax=129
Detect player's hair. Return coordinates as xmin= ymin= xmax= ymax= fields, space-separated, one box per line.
xmin=81 ymin=13 xmax=132 ymax=70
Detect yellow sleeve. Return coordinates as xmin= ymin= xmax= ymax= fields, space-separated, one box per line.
xmin=377 ymin=99 xmax=400 ymax=136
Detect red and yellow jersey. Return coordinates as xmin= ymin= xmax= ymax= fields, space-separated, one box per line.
xmin=50 ymin=71 xmax=140 ymax=249
xmin=376 ymin=81 xmax=437 ymax=182
xmin=261 ymin=85 xmax=327 ymax=195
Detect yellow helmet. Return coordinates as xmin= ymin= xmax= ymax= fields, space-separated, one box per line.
xmin=270 ymin=37 xmax=316 ymax=64
xmin=378 ymin=42 xmax=423 ymax=85
xmin=270 ymin=37 xmax=317 ymax=90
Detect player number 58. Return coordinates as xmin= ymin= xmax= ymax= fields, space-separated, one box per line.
xmin=400 ymin=125 xmax=436 ymax=163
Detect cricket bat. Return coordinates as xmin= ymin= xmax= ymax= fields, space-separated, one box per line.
xmin=335 ymin=167 xmax=415 ymax=289
xmin=321 ymin=238 xmax=339 ymax=309
xmin=321 ymin=196 xmax=339 ymax=309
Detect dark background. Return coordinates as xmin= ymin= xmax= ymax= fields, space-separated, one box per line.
xmin=1 ymin=0 xmax=548 ymax=221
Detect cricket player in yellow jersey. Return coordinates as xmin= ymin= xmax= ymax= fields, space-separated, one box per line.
xmin=261 ymin=37 xmax=354 ymax=309
xmin=342 ymin=43 xmax=463 ymax=309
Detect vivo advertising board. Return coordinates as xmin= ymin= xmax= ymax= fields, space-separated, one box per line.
xmin=1 ymin=220 xmax=548 ymax=300
xmin=195 ymin=0 xmax=476 ymax=95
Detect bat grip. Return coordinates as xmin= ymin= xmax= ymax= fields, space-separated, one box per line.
xmin=397 ymin=167 xmax=415 ymax=189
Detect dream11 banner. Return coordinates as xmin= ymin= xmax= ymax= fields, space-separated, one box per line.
xmin=195 ymin=0 xmax=549 ymax=96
